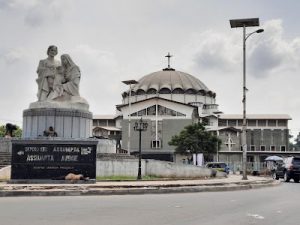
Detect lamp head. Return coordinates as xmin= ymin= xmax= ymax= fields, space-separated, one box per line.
xmin=256 ymin=29 xmax=264 ymax=33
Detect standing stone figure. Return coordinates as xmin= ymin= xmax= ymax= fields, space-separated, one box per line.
xmin=36 ymin=45 xmax=61 ymax=101
xmin=61 ymin=54 xmax=81 ymax=97
xmin=48 ymin=54 xmax=81 ymax=101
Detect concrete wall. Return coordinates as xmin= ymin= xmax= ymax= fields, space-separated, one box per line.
xmin=96 ymin=158 xmax=220 ymax=178
xmin=145 ymin=159 xmax=214 ymax=177
xmin=97 ymin=159 xmax=140 ymax=177
xmin=97 ymin=139 xmax=116 ymax=154
xmin=0 ymin=138 xmax=12 ymax=153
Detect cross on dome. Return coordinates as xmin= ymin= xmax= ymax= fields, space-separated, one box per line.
xmin=165 ymin=52 xmax=172 ymax=68
xmin=163 ymin=52 xmax=175 ymax=71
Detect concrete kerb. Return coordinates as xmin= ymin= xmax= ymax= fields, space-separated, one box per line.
xmin=0 ymin=176 xmax=280 ymax=197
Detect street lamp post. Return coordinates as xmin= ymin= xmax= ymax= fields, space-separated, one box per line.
xmin=216 ymin=131 xmax=219 ymax=162
xmin=122 ymin=80 xmax=138 ymax=155
xmin=134 ymin=117 xmax=148 ymax=180
xmin=216 ymin=115 xmax=220 ymax=162
xmin=230 ymin=18 xmax=264 ymax=180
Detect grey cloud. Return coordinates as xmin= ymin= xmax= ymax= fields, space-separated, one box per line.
xmin=0 ymin=48 xmax=29 ymax=64
xmin=189 ymin=31 xmax=240 ymax=74
xmin=248 ymin=43 xmax=286 ymax=78
xmin=0 ymin=0 xmax=11 ymax=9
xmin=24 ymin=1 xmax=66 ymax=27
xmin=194 ymin=50 xmax=232 ymax=72
xmin=247 ymin=19 xmax=297 ymax=77
xmin=190 ymin=19 xmax=300 ymax=79
xmin=0 ymin=0 xmax=67 ymax=27
xmin=69 ymin=44 xmax=122 ymax=108
xmin=24 ymin=8 xmax=45 ymax=27
xmin=0 ymin=0 xmax=38 ymax=10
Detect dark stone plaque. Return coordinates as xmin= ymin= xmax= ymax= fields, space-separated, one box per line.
xmin=11 ymin=139 xmax=97 ymax=180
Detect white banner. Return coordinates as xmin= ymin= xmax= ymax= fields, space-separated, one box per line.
xmin=197 ymin=153 xmax=204 ymax=166
xmin=192 ymin=153 xmax=204 ymax=166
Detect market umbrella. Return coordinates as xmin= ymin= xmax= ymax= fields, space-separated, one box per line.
xmin=265 ymin=155 xmax=283 ymax=161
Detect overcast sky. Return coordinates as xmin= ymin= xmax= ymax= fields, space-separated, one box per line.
xmin=1 ymin=0 xmax=300 ymax=140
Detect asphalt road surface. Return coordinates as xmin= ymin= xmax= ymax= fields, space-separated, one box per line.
xmin=0 ymin=182 xmax=299 ymax=225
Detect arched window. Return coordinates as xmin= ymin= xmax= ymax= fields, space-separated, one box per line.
xmin=172 ymin=88 xmax=184 ymax=94
xmin=147 ymin=88 xmax=157 ymax=95
xmin=136 ymin=89 xmax=146 ymax=95
xmin=159 ymin=88 xmax=171 ymax=94
xmin=198 ymin=90 xmax=207 ymax=96
xmin=186 ymin=89 xmax=196 ymax=94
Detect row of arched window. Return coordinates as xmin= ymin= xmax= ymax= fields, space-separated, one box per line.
xmin=122 ymin=88 xmax=216 ymax=98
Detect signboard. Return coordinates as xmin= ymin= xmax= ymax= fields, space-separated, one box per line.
xmin=11 ymin=139 xmax=97 ymax=180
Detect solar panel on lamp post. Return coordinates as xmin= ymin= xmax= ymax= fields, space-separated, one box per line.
xmin=229 ymin=18 xmax=264 ymax=180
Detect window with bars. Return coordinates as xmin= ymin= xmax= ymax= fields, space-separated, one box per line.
xmin=248 ymin=120 xmax=256 ymax=127
xmin=258 ymin=120 xmax=266 ymax=127
xmin=268 ymin=120 xmax=276 ymax=126
xmin=260 ymin=145 xmax=266 ymax=151
xmin=151 ymin=140 xmax=161 ymax=148
xmin=280 ymin=145 xmax=286 ymax=152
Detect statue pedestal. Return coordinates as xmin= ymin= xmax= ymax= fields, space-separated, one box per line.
xmin=22 ymin=108 xmax=92 ymax=138
xmin=10 ymin=139 xmax=97 ymax=181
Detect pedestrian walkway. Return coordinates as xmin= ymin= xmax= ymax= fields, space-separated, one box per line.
xmin=0 ymin=175 xmax=279 ymax=197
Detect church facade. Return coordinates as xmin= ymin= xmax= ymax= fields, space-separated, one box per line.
xmin=93 ymin=62 xmax=295 ymax=165
xmin=217 ymin=114 xmax=291 ymax=164
xmin=116 ymin=65 xmax=220 ymax=161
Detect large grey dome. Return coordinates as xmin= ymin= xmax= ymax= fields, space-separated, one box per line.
xmin=127 ymin=69 xmax=215 ymax=97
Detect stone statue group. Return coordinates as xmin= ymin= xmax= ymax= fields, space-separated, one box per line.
xmin=36 ymin=45 xmax=81 ymax=102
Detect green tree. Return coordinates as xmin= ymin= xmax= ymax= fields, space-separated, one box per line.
xmin=0 ymin=124 xmax=22 ymax=138
xmin=168 ymin=122 xmax=221 ymax=155
xmin=0 ymin=125 xmax=5 ymax=137
xmin=293 ymin=133 xmax=300 ymax=151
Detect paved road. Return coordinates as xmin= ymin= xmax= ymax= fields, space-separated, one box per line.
xmin=0 ymin=182 xmax=298 ymax=225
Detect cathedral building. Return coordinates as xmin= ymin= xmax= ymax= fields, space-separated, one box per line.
xmin=93 ymin=56 xmax=294 ymax=164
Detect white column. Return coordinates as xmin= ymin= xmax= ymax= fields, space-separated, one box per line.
xmin=155 ymin=101 xmax=158 ymax=148
xmin=128 ymin=84 xmax=132 ymax=155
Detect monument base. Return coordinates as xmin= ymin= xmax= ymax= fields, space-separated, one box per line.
xmin=22 ymin=108 xmax=92 ymax=138
xmin=8 ymin=179 xmax=95 ymax=184
xmin=11 ymin=139 xmax=97 ymax=180
xmin=29 ymin=97 xmax=89 ymax=111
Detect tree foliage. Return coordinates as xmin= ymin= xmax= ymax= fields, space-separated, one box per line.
xmin=168 ymin=122 xmax=221 ymax=155
xmin=293 ymin=133 xmax=300 ymax=151
xmin=0 ymin=124 xmax=22 ymax=138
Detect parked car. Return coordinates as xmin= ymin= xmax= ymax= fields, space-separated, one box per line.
xmin=205 ymin=162 xmax=229 ymax=174
xmin=273 ymin=156 xmax=300 ymax=182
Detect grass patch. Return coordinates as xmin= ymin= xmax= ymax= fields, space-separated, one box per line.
xmin=97 ymin=176 xmax=136 ymax=181
xmin=96 ymin=175 xmax=162 ymax=181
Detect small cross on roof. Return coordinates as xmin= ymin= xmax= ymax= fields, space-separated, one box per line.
xmin=163 ymin=52 xmax=175 ymax=71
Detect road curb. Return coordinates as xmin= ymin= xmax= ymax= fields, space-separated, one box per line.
xmin=0 ymin=180 xmax=280 ymax=197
